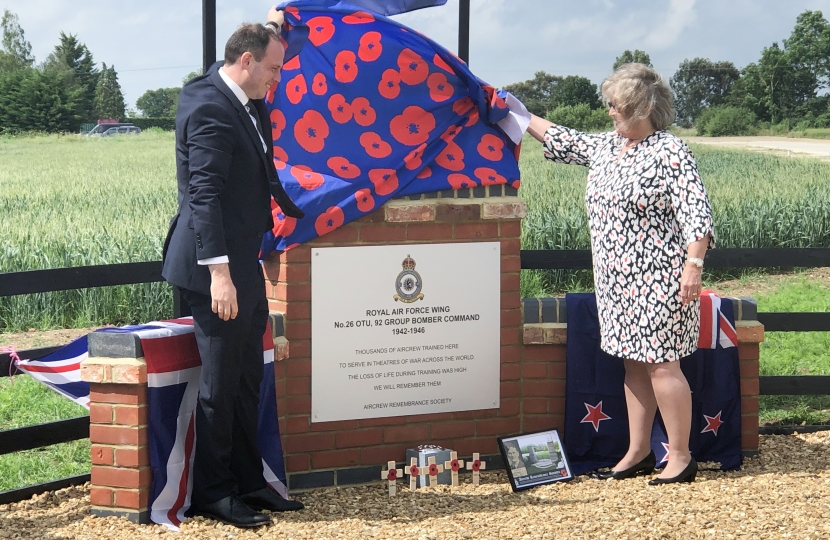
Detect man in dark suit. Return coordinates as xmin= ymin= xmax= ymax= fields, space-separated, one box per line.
xmin=162 ymin=20 xmax=304 ymax=528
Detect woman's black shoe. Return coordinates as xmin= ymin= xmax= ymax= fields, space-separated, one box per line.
xmin=594 ymin=451 xmax=656 ymax=480
xmin=648 ymin=458 xmax=698 ymax=485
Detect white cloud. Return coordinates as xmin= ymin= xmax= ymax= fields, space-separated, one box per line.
xmin=644 ymin=0 xmax=698 ymax=50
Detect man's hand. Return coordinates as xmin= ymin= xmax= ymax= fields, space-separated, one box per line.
xmin=209 ymin=263 xmax=238 ymax=321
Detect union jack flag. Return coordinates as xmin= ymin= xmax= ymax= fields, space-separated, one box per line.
xmin=16 ymin=318 xmax=287 ymax=531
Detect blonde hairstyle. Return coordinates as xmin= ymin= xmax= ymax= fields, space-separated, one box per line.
xmin=601 ymin=63 xmax=675 ymax=130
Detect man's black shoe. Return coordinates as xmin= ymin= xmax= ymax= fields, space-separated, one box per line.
xmin=191 ymin=494 xmax=271 ymax=528
xmin=240 ymin=487 xmax=305 ymax=512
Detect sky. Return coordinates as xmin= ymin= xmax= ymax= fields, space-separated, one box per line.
xmin=5 ymin=0 xmax=828 ymax=110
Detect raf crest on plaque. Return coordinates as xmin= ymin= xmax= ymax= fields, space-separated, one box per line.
xmin=394 ymin=255 xmax=424 ymax=303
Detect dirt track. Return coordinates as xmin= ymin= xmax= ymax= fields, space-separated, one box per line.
xmin=685 ymin=136 xmax=830 ymax=160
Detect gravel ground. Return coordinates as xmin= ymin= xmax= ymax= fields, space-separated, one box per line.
xmin=2 ymin=432 xmax=829 ymax=540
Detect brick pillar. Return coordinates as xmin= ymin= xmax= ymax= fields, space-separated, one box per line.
xmin=736 ymin=305 xmax=764 ymax=456
xmin=521 ymin=297 xmax=568 ymax=433
xmin=521 ymin=296 xmax=763 ymax=456
xmin=80 ymin=333 xmax=151 ymax=524
xmin=263 ymin=186 xmax=526 ymax=488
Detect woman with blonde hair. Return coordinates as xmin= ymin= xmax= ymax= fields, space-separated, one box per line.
xmin=526 ymin=63 xmax=715 ymax=484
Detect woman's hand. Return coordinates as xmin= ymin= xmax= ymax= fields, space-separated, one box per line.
xmin=679 ymin=263 xmax=703 ymax=305
xmin=268 ymin=7 xmax=284 ymax=26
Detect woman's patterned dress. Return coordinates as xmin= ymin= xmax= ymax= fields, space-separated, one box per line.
xmin=543 ymin=126 xmax=715 ymax=363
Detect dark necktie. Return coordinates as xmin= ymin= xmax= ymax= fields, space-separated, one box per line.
xmin=244 ymin=104 xmax=267 ymax=152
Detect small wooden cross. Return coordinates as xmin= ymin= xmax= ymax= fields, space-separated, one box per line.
xmin=427 ymin=455 xmax=444 ymax=487
xmin=465 ymin=453 xmax=487 ymax=485
xmin=443 ymin=451 xmax=465 ymax=489
xmin=381 ymin=460 xmax=404 ymax=496
xmin=406 ymin=457 xmax=423 ymax=491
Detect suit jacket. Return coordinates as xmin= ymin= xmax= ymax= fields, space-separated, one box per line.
xmin=162 ymin=64 xmax=304 ymax=295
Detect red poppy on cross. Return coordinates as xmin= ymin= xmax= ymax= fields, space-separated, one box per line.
xmin=406 ymin=457 xmax=423 ymax=492
xmin=444 ymin=451 xmax=465 ymax=489
xmin=427 ymin=456 xmax=444 ymax=487
xmin=381 ymin=460 xmax=404 ymax=496
xmin=465 ymin=452 xmax=487 ymax=485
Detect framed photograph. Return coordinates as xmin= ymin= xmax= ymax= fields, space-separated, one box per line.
xmin=497 ymin=429 xmax=573 ymax=491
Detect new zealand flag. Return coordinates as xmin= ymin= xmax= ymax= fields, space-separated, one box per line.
xmin=263 ymin=0 xmax=522 ymax=254
xmin=564 ymin=293 xmax=742 ymax=476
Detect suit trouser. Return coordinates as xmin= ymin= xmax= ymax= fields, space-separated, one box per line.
xmin=182 ymin=265 xmax=269 ymax=506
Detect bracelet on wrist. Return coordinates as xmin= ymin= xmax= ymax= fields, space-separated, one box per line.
xmin=686 ymin=257 xmax=704 ymax=269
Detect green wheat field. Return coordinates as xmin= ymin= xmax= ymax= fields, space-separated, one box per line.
xmin=0 ymin=130 xmax=828 ymax=490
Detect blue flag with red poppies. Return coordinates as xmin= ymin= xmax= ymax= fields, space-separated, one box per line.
xmin=564 ymin=293 xmax=742 ymax=476
xmin=263 ymin=0 xmax=520 ymax=253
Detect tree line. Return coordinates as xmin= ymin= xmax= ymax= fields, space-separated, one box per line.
xmin=504 ymin=10 xmax=830 ymax=135
xmin=2 ymin=9 xmax=828 ymax=135
xmin=0 ymin=9 xmax=195 ymax=134
xmin=0 ymin=9 xmax=128 ymax=133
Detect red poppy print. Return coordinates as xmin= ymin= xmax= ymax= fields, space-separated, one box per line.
xmin=285 ymin=6 xmax=300 ymax=19
xmin=293 ymin=110 xmax=329 ymax=153
xmin=448 ymin=173 xmax=476 ymax=189
xmin=285 ymin=73 xmax=307 ymax=105
xmin=354 ymin=188 xmax=375 ymax=212
xmin=272 ymin=146 xmax=288 ymax=170
xmin=475 ymin=167 xmax=506 ymax=186
xmin=403 ymin=143 xmax=426 ymax=170
xmin=452 ymin=96 xmax=474 ymax=116
xmin=290 ymin=165 xmax=325 ymax=190
xmin=270 ymin=109 xmax=286 ymax=141
xmin=327 ymin=94 xmax=353 ymax=124
xmin=465 ymin=107 xmax=479 ymax=127
xmin=315 ymin=206 xmax=345 ymax=236
xmin=335 ymin=50 xmax=358 ymax=83
xmin=427 ymin=72 xmax=453 ymax=102
xmin=359 ymin=132 xmax=392 ymax=158
xmin=283 ymin=55 xmax=300 ymax=71
xmin=343 ymin=11 xmax=374 ymax=24
xmin=326 ymin=156 xmax=361 ymax=179
xmin=307 ymin=16 xmax=335 ymax=47
xmin=389 ymin=105 xmax=436 ymax=146
xmin=266 ymin=83 xmax=277 ymax=104
xmin=436 ymin=141 xmax=465 ymax=171
xmin=368 ymin=168 xmax=399 ymax=196
xmin=397 ymin=49 xmax=428 ymax=85
xmin=511 ymin=179 xmax=521 ymax=190
xmin=312 ymin=73 xmax=327 ymax=96
xmin=433 ymin=53 xmax=454 ymax=74
xmin=440 ymin=124 xmax=461 ymax=143
xmin=271 ymin=205 xmax=297 ymax=239
xmin=416 ymin=167 xmax=432 ymax=179
xmin=378 ymin=69 xmax=401 ymax=99
xmin=358 ymin=31 xmax=382 ymax=62
xmin=477 ymin=134 xmax=504 ymax=161
xmin=351 ymin=97 xmax=376 ymax=127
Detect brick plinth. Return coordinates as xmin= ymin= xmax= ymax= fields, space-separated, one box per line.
xmin=265 ymin=192 xmax=526 ymax=488
xmin=81 ymin=344 xmax=151 ymax=524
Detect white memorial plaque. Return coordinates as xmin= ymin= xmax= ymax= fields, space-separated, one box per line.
xmin=311 ymin=242 xmax=500 ymax=422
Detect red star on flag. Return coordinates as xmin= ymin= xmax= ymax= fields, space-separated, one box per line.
xmin=701 ymin=411 xmax=724 ymax=436
xmin=658 ymin=442 xmax=670 ymax=464
xmin=580 ymin=401 xmax=611 ymax=432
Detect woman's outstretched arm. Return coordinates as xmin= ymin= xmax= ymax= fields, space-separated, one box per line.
xmin=527 ymin=114 xmax=555 ymax=142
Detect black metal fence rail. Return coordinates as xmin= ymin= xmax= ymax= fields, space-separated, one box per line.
xmin=0 ymin=248 xmax=828 ymax=504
